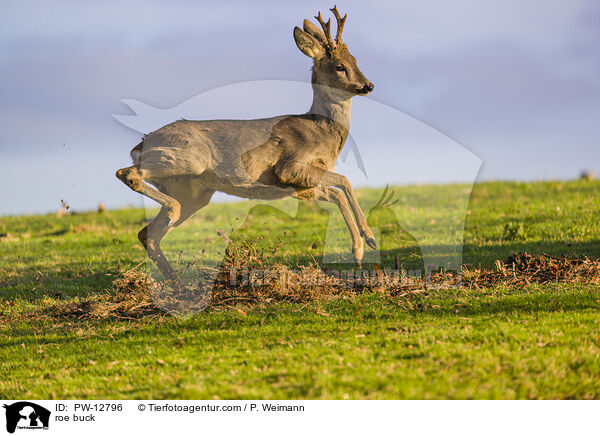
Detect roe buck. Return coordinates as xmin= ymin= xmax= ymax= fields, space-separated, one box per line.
xmin=116 ymin=6 xmax=375 ymax=288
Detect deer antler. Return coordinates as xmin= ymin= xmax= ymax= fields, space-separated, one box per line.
xmin=314 ymin=6 xmax=347 ymax=52
xmin=330 ymin=5 xmax=347 ymax=45
xmin=315 ymin=11 xmax=334 ymax=49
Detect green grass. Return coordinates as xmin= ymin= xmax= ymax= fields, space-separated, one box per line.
xmin=1 ymin=180 xmax=599 ymax=399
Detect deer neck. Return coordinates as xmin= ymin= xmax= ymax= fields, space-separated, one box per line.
xmin=309 ymin=84 xmax=352 ymax=130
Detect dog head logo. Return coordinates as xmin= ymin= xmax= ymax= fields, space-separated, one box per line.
xmin=3 ymin=402 xmax=50 ymax=434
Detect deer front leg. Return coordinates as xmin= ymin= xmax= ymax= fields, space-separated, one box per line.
xmin=294 ymin=187 xmax=364 ymax=266
xmin=275 ymin=162 xmax=376 ymax=250
xmin=319 ymin=171 xmax=377 ymax=250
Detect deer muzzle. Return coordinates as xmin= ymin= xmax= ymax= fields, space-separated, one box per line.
xmin=357 ymin=82 xmax=374 ymax=95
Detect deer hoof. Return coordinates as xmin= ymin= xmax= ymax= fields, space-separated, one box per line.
xmin=365 ymin=237 xmax=377 ymax=250
xmin=353 ymin=246 xmax=364 ymax=265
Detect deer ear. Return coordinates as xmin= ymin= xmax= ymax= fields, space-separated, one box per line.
xmin=303 ymin=20 xmax=327 ymax=46
xmin=293 ymin=27 xmax=325 ymax=59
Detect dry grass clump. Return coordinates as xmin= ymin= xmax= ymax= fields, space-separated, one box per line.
xmin=206 ymin=239 xmax=355 ymax=306
xmin=463 ymin=252 xmax=600 ymax=288
xmin=42 ymin=270 xmax=165 ymax=320
xmin=210 ymin=263 xmax=349 ymax=306
xmin=206 ymin=240 xmax=434 ymax=306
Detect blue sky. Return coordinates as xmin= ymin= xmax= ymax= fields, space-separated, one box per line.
xmin=1 ymin=0 xmax=599 ymax=215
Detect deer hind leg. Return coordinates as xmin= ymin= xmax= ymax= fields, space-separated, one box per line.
xmin=116 ymin=166 xmax=181 ymax=225
xmin=138 ymin=206 xmax=182 ymax=288
xmin=295 ymin=187 xmax=364 ymax=266
xmin=137 ymin=188 xmax=215 ymax=289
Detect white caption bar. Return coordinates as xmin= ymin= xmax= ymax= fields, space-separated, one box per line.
xmin=1 ymin=400 xmax=597 ymax=436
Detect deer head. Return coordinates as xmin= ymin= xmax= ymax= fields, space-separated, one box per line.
xmin=294 ymin=6 xmax=374 ymax=97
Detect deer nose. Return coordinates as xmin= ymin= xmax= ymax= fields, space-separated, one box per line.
xmin=362 ymin=82 xmax=374 ymax=93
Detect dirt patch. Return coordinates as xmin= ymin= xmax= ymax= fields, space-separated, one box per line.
xmin=29 ymin=251 xmax=600 ymax=321
xmin=0 ymin=233 xmax=21 ymax=243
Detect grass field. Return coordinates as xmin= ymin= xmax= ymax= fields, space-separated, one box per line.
xmin=1 ymin=180 xmax=599 ymax=399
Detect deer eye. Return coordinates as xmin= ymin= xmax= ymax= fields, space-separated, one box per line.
xmin=336 ymin=65 xmax=346 ymax=72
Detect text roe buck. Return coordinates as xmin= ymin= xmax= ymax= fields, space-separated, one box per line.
xmin=116 ymin=6 xmax=375 ymax=288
